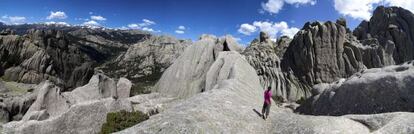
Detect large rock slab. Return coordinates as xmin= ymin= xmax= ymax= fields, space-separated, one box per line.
xmin=2 ymin=73 xmax=134 ymax=134
xmin=117 ymin=52 xmax=414 ymax=134
xmin=243 ymin=33 xmax=310 ymax=101
xmin=117 ymin=51 xmax=267 ymax=133
xmin=297 ymin=61 xmax=414 ymax=115
xmin=155 ymin=35 xmax=243 ymax=99
xmin=3 ymin=98 xmax=132 ymax=134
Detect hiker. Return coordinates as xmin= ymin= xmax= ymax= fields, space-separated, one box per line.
xmin=262 ymin=86 xmax=272 ymax=120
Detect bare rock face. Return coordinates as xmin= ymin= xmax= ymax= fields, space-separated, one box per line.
xmin=3 ymin=73 xmax=133 ymax=134
xmin=242 ymin=34 xmax=310 ymax=101
xmin=117 ymin=51 xmax=267 ymax=133
xmin=0 ymin=29 xmax=96 ymax=90
xmin=275 ymin=36 xmax=292 ymax=57
xmin=282 ymin=21 xmax=366 ymax=87
xmin=297 ymin=61 xmax=414 ymax=116
xmin=354 ymin=6 xmax=414 ymax=66
xmin=116 ymin=52 xmax=414 ymax=134
xmin=155 ymin=35 xmax=243 ymax=99
xmin=99 ymin=35 xmax=191 ymax=84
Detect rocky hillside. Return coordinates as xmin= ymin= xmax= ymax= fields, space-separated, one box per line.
xmin=98 ymin=35 xmax=191 ymax=95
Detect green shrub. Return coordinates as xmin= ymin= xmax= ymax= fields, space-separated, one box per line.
xmin=100 ymin=110 xmax=149 ymax=134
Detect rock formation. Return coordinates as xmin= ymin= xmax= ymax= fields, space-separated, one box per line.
xmin=98 ymin=35 xmax=191 ymax=93
xmin=354 ymin=6 xmax=414 ymax=67
xmin=155 ymin=35 xmax=243 ymax=99
xmin=0 ymin=30 xmax=96 ymax=89
xmin=3 ymin=73 xmax=133 ymax=133
xmin=282 ymin=20 xmax=366 ymax=87
xmin=242 ymin=32 xmax=310 ymax=101
xmin=117 ymin=52 xmax=414 ymax=134
xmin=297 ymin=61 xmax=414 ymax=116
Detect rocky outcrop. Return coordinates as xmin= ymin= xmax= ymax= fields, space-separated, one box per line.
xmin=242 ymin=33 xmax=310 ymax=101
xmin=0 ymin=30 xmax=98 ymax=89
xmin=2 ymin=73 xmax=134 ymax=133
xmin=297 ymin=61 xmax=414 ymax=116
xmin=354 ymin=6 xmax=414 ymax=66
xmin=117 ymin=52 xmax=414 ymax=134
xmin=155 ymin=35 xmax=243 ymax=99
xmin=117 ymin=51 xmax=267 ymax=133
xmin=282 ymin=21 xmax=366 ymax=87
xmin=98 ymin=35 xmax=191 ymax=93
xmin=275 ymin=36 xmax=292 ymax=57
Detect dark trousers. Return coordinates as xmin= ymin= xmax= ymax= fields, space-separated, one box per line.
xmin=262 ymin=102 xmax=270 ymax=117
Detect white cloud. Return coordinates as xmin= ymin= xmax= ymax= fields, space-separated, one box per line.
xmin=1 ymin=15 xmax=26 ymax=24
xmin=142 ymin=19 xmax=155 ymax=26
xmin=334 ymin=0 xmax=414 ymax=20
xmin=334 ymin=0 xmax=380 ymax=20
xmin=285 ymin=0 xmax=316 ymax=5
xmin=128 ymin=23 xmax=140 ymax=29
xmin=261 ymin=0 xmax=316 ymax=14
xmin=126 ymin=19 xmax=159 ymax=32
xmin=178 ymin=25 xmax=186 ymax=30
xmin=47 ymin=11 xmax=67 ymax=20
xmin=384 ymin=0 xmax=414 ymax=13
xmin=281 ymin=27 xmax=299 ymax=37
xmin=238 ymin=23 xmax=257 ymax=35
xmin=83 ymin=20 xmax=100 ymax=26
xmin=91 ymin=15 xmax=106 ymax=21
xmin=262 ymin=0 xmax=284 ymax=14
xmin=238 ymin=21 xmax=299 ymax=40
xmin=44 ymin=21 xmax=70 ymax=26
xmin=175 ymin=30 xmax=185 ymax=34
xmin=142 ymin=27 xmax=155 ymax=32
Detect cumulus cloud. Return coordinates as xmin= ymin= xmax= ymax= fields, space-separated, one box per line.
xmin=334 ymin=0 xmax=414 ymax=20
xmin=238 ymin=23 xmax=257 ymax=35
xmin=83 ymin=20 xmax=100 ymax=26
xmin=261 ymin=0 xmax=316 ymax=14
xmin=238 ymin=21 xmax=299 ymax=40
xmin=175 ymin=30 xmax=185 ymax=34
xmin=127 ymin=19 xmax=159 ymax=32
xmin=128 ymin=19 xmax=156 ymax=29
xmin=142 ymin=27 xmax=155 ymax=32
xmin=178 ymin=25 xmax=186 ymax=30
xmin=334 ymin=0 xmax=380 ymax=20
xmin=175 ymin=25 xmax=187 ymax=34
xmin=91 ymin=15 xmax=106 ymax=21
xmin=44 ymin=21 xmax=70 ymax=26
xmin=1 ymin=15 xmax=26 ymax=24
xmin=47 ymin=11 xmax=67 ymax=20
xmin=384 ymin=0 xmax=414 ymax=13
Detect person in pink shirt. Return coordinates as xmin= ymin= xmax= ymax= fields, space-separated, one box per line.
xmin=262 ymin=86 xmax=272 ymax=120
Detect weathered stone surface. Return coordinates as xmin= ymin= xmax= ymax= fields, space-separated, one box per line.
xmin=117 ymin=52 xmax=414 ymax=134
xmin=3 ymin=98 xmax=132 ymax=134
xmin=354 ymin=6 xmax=414 ymax=66
xmin=116 ymin=77 xmax=132 ymax=98
xmin=297 ymin=61 xmax=414 ymax=116
xmin=0 ymin=30 xmax=96 ymax=90
xmin=275 ymin=36 xmax=292 ymax=57
xmin=117 ymin=51 xmax=267 ymax=134
xmin=242 ymin=34 xmax=310 ymax=101
xmin=155 ymin=35 xmax=243 ymax=99
xmin=281 ymin=21 xmax=366 ymax=87
xmin=3 ymin=73 xmax=134 ymax=134
xmin=98 ymin=35 xmax=191 ymax=84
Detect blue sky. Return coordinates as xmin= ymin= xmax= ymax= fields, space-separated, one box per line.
xmin=0 ymin=0 xmax=413 ymax=44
